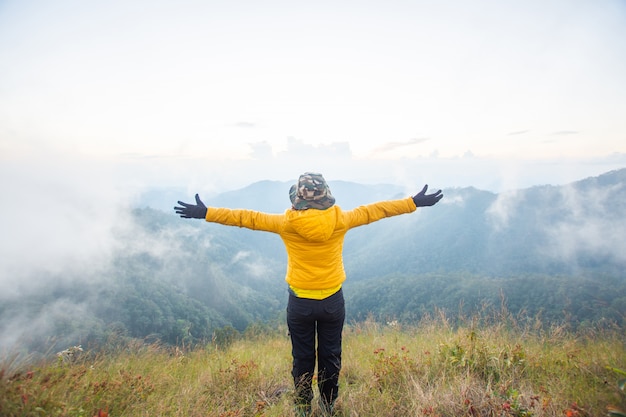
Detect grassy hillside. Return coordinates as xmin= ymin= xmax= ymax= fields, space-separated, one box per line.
xmin=2 ymin=313 xmax=625 ymax=417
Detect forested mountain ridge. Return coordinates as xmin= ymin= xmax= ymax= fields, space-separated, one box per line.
xmin=1 ymin=169 xmax=625 ymax=355
xmin=190 ymin=167 xmax=626 ymax=278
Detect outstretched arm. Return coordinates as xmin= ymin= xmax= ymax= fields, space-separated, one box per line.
xmin=174 ymin=193 xmax=285 ymax=233
xmin=174 ymin=194 xmax=208 ymax=219
xmin=412 ymin=185 xmax=443 ymax=207
xmin=345 ymin=185 xmax=443 ymax=228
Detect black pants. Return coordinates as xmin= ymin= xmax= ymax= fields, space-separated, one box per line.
xmin=287 ymin=288 xmax=345 ymax=407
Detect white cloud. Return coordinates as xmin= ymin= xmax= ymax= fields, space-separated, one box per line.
xmin=0 ymin=151 xmax=130 ymax=295
xmin=543 ymin=183 xmax=626 ymax=265
xmin=486 ymin=190 xmax=524 ymax=230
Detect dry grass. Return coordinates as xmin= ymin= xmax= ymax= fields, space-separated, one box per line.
xmin=2 ymin=316 xmax=625 ymax=417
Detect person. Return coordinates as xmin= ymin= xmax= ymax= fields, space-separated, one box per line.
xmin=174 ymin=172 xmax=443 ymax=416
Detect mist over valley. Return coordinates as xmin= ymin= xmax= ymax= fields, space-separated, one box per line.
xmin=2 ymin=169 xmax=625 ymax=357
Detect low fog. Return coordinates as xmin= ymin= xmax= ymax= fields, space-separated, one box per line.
xmin=0 ymin=154 xmax=128 ymax=294
xmin=1 ymin=151 xmax=625 ymax=356
xmin=487 ymin=180 xmax=626 ymax=268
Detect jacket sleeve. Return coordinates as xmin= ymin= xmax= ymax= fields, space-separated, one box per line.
xmin=344 ymin=197 xmax=417 ymax=229
xmin=205 ymin=207 xmax=285 ymax=233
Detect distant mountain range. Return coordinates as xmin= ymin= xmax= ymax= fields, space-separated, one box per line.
xmin=139 ymin=168 xmax=626 ymax=327
xmin=145 ymin=168 xmax=626 ymax=279
xmin=3 ymin=169 xmax=625 ymax=355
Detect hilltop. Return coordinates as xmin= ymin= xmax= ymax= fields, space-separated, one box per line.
xmin=2 ymin=316 xmax=625 ymax=417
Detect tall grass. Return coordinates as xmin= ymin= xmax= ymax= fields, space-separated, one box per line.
xmin=2 ymin=312 xmax=625 ymax=417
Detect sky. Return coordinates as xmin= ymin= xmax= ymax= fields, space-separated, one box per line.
xmin=1 ymin=0 xmax=626 ymax=194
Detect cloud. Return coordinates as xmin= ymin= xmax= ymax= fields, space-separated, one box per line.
xmin=551 ymin=130 xmax=579 ymax=136
xmin=371 ymin=138 xmax=430 ymax=154
xmin=0 ymin=151 xmax=131 ymax=297
xmin=231 ymin=122 xmax=257 ymax=128
xmin=278 ymin=137 xmax=352 ymax=159
xmin=0 ymin=161 xmax=211 ymax=353
xmin=441 ymin=193 xmax=466 ymax=207
xmin=485 ymin=178 xmax=626 ymax=270
xmin=230 ymin=251 xmax=272 ymax=278
xmin=542 ymin=183 xmax=626 ymax=266
xmin=231 ymin=251 xmax=251 ymax=264
xmin=508 ymin=130 xmax=530 ymax=136
xmin=2 ymin=143 xmax=623 ymax=297
xmin=249 ymin=141 xmax=274 ymax=159
xmin=0 ymin=298 xmax=92 ymax=355
xmin=486 ymin=190 xmax=524 ymax=230
xmin=1 ymin=143 xmax=624 ymax=354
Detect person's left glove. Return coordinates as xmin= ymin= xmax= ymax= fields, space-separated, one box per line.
xmin=174 ymin=194 xmax=207 ymax=219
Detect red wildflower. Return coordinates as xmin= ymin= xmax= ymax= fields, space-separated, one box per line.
xmin=422 ymin=406 xmax=434 ymax=415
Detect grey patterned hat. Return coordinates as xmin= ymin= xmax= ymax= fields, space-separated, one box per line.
xmin=289 ymin=172 xmax=336 ymax=210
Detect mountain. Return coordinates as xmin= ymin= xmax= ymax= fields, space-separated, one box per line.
xmin=172 ymin=168 xmax=626 ymax=279
xmin=136 ymin=167 xmax=626 ymax=327
xmin=344 ymin=168 xmax=626 ymax=278
xmin=2 ymin=169 xmax=625 ymax=355
xmin=138 ymin=179 xmax=409 ymax=213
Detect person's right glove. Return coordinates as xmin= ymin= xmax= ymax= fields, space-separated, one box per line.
xmin=412 ymin=185 xmax=443 ymax=207
xmin=174 ymin=194 xmax=208 ymax=219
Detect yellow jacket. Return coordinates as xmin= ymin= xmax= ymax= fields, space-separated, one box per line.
xmin=205 ymin=197 xmax=417 ymax=293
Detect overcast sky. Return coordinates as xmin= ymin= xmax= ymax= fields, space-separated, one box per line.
xmin=1 ymin=0 xmax=626 ymax=195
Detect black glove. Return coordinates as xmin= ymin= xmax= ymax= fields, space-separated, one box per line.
xmin=174 ymin=194 xmax=208 ymax=219
xmin=412 ymin=185 xmax=443 ymax=207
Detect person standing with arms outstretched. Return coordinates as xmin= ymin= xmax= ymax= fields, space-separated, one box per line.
xmin=175 ymin=172 xmax=443 ymax=416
